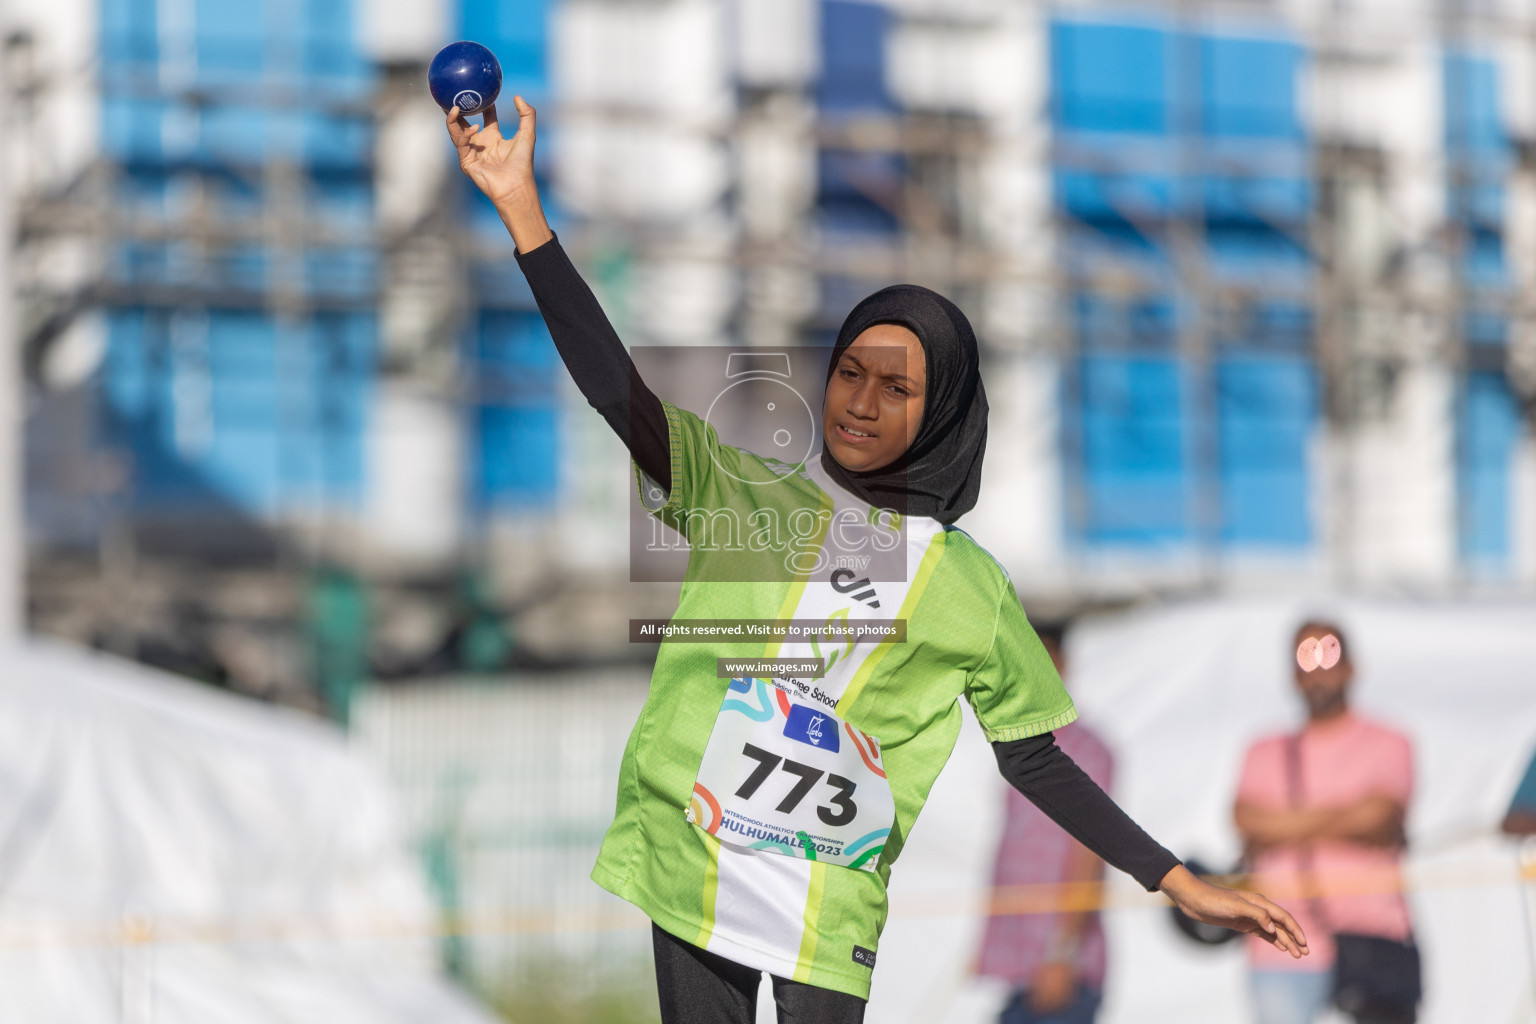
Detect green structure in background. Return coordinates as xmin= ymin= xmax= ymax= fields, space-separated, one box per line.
xmin=452 ymin=572 xmax=514 ymax=673
xmin=305 ymin=566 xmax=370 ymax=726
xmin=421 ymin=773 xmax=471 ymax=986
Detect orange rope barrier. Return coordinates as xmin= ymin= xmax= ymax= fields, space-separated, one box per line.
xmin=0 ymin=854 xmax=1530 ymax=952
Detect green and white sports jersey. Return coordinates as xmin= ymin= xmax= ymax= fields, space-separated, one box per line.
xmin=593 ymin=401 xmax=1075 ymax=999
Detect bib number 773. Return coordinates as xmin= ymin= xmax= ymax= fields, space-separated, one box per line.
xmin=689 ymin=677 xmax=894 ymax=871
xmin=736 ymin=743 xmax=858 ymax=826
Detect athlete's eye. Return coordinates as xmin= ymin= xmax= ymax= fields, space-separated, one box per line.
xmin=839 ymin=368 xmax=860 ymax=381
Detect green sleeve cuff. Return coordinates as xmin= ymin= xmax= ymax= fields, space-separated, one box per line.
xmin=981 ymin=706 xmax=1079 ymax=743
xmin=633 ymin=400 xmax=688 ymax=518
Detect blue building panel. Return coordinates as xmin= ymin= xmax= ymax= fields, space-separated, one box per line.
xmin=193 ymin=0 xmax=266 ymax=84
xmin=817 ymin=151 xmax=903 ymax=237
xmin=203 ymin=170 xmax=263 ymax=220
xmin=1057 ymin=167 xmax=1174 ymax=223
xmin=1201 ymin=35 xmax=1303 ymax=139
xmin=818 ymin=2 xmax=894 ymax=113
xmin=301 ymin=0 xmax=372 ymax=88
xmin=203 ymin=430 xmax=285 ymax=510
xmin=1203 ymin=221 xmax=1309 ymax=276
xmin=1246 ymin=302 xmax=1313 ymax=349
xmin=304 ymin=111 xmax=374 ymax=172
xmin=1443 ymin=54 xmax=1506 ymax=155
xmin=197 ymin=106 xmax=275 ymax=167
xmin=1082 ymin=413 xmax=1185 ymax=471
xmin=1462 ymin=224 xmax=1506 ymax=285
xmin=100 ymin=308 xmax=374 ymax=512
xmin=815 ymin=2 xmax=899 ymax=237
xmin=1443 ymin=54 xmax=1509 ymax=289
xmin=455 ymin=0 xmax=560 ymax=501
xmin=1219 ymin=470 xmax=1311 ymax=546
xmin=470 ymin=311 xmax=560 ymax=509
xmin=1458 ymin=372 xmax=1519 ymax=565
xmin=1054 ymin=16 xmax=1317 ymax=552
xmin=1464 ymin=311 xmax=1506 ymax=349
xmin=1075 ymin=354 xmax=1193 ymax=545
xmin=103 ymin=309 xmax=155 ymax=418
xmin=462 ymin=0 xmax=552 ymax=102
xmin=1051 ymin=21 xmax=1168 ymax=134
xmin=1200 ymin=174 xmax=1310 ymax=224
xmin=1061 ymin=218 xmax=1168 ymax=269
xmin=1080 ymin=476 xmax=1192 ymax=543
xmin=97 ymin=0 xmax=380 ymax=518
xmin=102 ymin=0 xmax=159 ymax=68
xmin=1072 ymin=294 xmax=1179 ymax=352
xmin=102 ymin=97 xmax=167 ymax=164
xmin=304 ymin=248 xmax=379 ymax=299
xmin=1216 ymin=355 xmax=1315 ymax=417
xmin=308 ymin=172 xmax=373 ymax=227
xmin=1216 ymin=355 xmax=1314 ymax=545
xmin=218 ymin=245 xmax=270 ymax=292
xmin=476 ymin=407 xmax=560 ymax=507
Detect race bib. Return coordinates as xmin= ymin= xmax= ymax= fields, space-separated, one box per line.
xmin=686 ymin=457 xmax=940 ymax=872
xmin=689 ymin=675 xmax=893 ymax=870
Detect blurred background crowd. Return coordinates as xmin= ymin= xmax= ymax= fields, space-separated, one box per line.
xmin=0 ymin=0 xmax=1534 ymax=1022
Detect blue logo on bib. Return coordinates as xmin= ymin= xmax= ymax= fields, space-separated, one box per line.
xmin=783 ymin=704 xmax=839 ymax=752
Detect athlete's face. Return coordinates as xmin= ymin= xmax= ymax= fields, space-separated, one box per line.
xmin=822 ymin=325 xmax=926 ymax=473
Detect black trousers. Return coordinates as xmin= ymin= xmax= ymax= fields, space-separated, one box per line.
xmin=652 ymin=923 xmax=867 ymax=1024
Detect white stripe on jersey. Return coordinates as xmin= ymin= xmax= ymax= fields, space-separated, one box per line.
xmin=708 ymin=842 xmax=814 ymax=976
xmin=699 ymin=455 xmax=947 ymax=970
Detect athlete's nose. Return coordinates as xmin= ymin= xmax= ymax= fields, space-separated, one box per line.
xmin=845 ymin=378 xmax=879 ymax=420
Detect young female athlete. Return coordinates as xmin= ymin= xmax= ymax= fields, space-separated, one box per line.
xmin=445 ymin=96 xmax=1308 ymax=1024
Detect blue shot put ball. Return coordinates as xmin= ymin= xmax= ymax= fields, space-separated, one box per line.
xmin=428 ymin=41 xmax=502 ymax=114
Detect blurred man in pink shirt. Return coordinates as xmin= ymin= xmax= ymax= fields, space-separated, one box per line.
xmin=1234 ymin=620 xmax=1417 ymax=1024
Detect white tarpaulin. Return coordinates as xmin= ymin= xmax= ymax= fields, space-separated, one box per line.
xmin=865 ymin=595 xmax=1536 ymax=1024
xmin=0 ymin=640 xmax=497 ymax=1024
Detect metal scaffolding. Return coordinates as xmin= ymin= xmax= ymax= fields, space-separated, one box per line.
xmin=3 ymin=0 xmax=1535 ymax=702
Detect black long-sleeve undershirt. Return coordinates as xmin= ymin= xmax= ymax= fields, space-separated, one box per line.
xmin=514 ymin=234 xmax=1182 ymax=894
xmin=514 ymin=233 xmax=673 ymax=491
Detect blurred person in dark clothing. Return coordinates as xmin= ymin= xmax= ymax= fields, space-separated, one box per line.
xmin=1234 ymin=620 xmax=1417 ymax=1024
xmin=976 ymin=622 xmax=1110 ymax=1024
xmin=1503 ymin=744 xmax=1536 ymax=837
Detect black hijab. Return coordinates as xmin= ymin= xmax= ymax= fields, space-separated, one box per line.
xmin=819 ymin=285 xmax=988 ymax=524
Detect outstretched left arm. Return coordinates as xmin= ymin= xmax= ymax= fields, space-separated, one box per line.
xmin=995 ymin=735 xmax=1309 ymax=959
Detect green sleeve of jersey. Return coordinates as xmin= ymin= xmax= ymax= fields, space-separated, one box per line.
xmin=963 ymin=574 xmax=1078 ymax=742
xmin=632 ymin=401 xmax=725 ymax=536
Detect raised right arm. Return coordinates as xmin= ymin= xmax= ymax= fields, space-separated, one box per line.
xmin=445 ymin=98 xmax=671 ymax=491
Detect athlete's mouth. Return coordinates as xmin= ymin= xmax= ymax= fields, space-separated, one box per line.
xmin=835 ymin=423 xmax=878 ymax=444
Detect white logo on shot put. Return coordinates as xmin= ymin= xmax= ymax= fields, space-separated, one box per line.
xmin=454 ymin=90 xmax=483 ymax=113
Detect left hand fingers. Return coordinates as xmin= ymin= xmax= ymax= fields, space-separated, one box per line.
xmin=1240 ymin=892 xmax=1309 ymax=958
xmin=445 ymin=105 xmax=469 ymax=144
xmin=446 ymin=106 xmax=484 ymax=149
